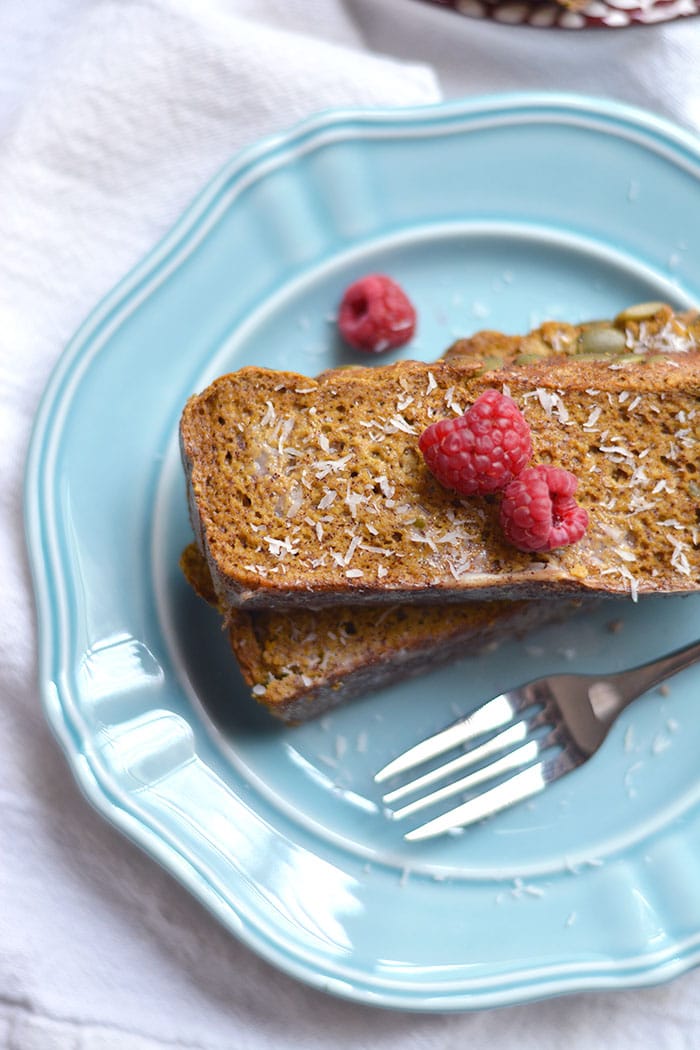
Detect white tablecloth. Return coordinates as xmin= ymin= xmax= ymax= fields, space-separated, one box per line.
xmin=3 ymin=2 xmax=700 ymax=1047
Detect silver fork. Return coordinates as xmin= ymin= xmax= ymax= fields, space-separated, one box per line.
xmin=375 ymin=639 xmax=700 ymax=843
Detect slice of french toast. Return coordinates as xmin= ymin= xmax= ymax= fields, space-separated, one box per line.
xmin=180 ymin=305 xmax=700 ymax=609
xmin=180 ymin=543 xmax=581 ymax=723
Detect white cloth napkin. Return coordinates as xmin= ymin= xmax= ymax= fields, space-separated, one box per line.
xmin=359 ymin=0 xmax=700 ymax=135
xmin=3 ymin=2 xmax=700 ymax=1048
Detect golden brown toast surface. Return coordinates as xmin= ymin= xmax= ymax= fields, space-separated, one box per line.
xmin=180 ymin=308 xmax=700 ymax=608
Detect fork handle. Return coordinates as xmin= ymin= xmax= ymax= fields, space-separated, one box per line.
xmin=612 ymin=638 xmax=700 ymax=707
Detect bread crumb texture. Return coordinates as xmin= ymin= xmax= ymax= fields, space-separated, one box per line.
xmin=180 ymin=543 xmax=578 ymax=721
xmin=180 ymin=307 xmax=700 ymax=608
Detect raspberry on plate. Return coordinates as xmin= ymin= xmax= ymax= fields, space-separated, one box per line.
xmin=418 ymin=389 xmax=532 ymax=496
xmin=337 ymin=274 xmax=416 ymax=353
xmin=499 ymin=465 xmax=589 ymax=552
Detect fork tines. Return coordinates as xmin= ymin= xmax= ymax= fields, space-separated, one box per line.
xmin=374 ymin=691 xmax=572 ymax=842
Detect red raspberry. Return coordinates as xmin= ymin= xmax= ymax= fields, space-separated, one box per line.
xmin=338 ymin=274 xmax=416 ymax=353
xmin=418 ymin=389 xmax=532 ymax=496
xmin=499 ymin=465 xmax=589 ymax=552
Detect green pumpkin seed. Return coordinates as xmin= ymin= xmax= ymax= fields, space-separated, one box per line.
xmin=514 ymin=352 xmax=547 ymax=365
xmin=576 ymin=326 xmax=627 ymax=355
xmin=614 ymin=301 xmax=667 ymax=325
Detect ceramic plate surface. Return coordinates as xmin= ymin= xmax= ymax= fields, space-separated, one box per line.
xmin=25 ymin=93 xmax=700 ymax=1011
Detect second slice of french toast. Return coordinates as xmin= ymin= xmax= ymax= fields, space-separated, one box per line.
xmin=180 ymin=542 xmax=582 ymax=723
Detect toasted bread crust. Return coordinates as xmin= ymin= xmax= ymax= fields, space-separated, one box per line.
xmin=180 ymin=544 xmax=579 ymax=723
xmin=180 ymin=308 xmax=700 ymax=608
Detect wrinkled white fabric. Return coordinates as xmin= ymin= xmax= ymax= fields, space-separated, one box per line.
xmin=2 ymin=1 xmax=700 ymax=1047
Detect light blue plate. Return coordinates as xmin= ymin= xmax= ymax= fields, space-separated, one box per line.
xmin=25 ymin=93 xmax=700 ymax=1011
